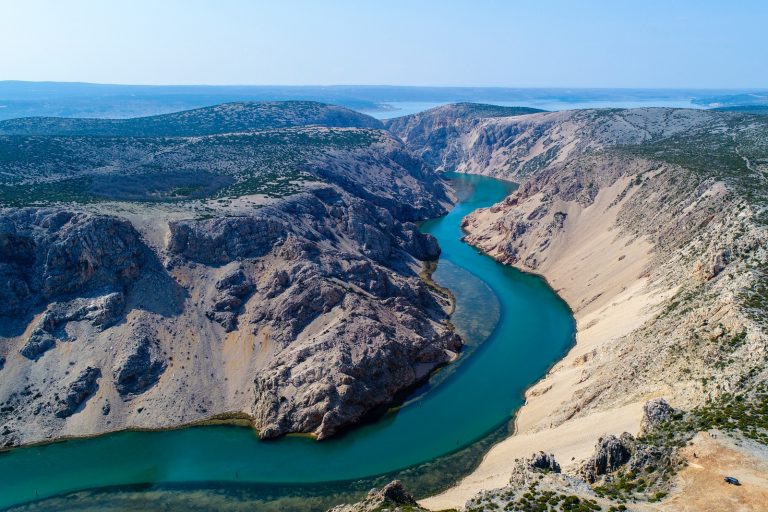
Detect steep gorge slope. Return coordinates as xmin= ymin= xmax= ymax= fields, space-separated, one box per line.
xmin=383 ymin=103 xmax=544 ymax=171
xmin=389 ymin=105 xmax=768 ymax=510
xmin=0 ymin=102 xmax=459 ymax=446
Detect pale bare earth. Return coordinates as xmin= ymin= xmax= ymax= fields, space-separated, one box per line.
xmin=665 ymin=431 xmax=768 ymax=512
xmin=422 ymin=180 xmax=664 ymax=510
xmin=423 ymin=403 xmax=646 ymax=509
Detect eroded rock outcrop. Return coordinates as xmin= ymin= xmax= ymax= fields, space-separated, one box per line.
xmin=55 ymin=367 xmax=101 ymax=418
xmin=168 ymin=216 xmax=288 ymax=265
xmin=113 ymin=332 xmax=167 ymax=397
xmin=530 ymin=451 xmax=562 ymax=473
xmin=581 ymin=433 xmax=634 ymax=483
xmin=206 ymin=267 xmax=255 ymax=331
xmin=0 ymin=210 xmax=145 ymax=318
xmin=20 ymin=292 xmax=125 ymax=361
xmin=328 ymin=481 xmax=421 ymax=512
xmin=639 ymin=398 xmax=674 ymax=435
xmin=465 ymin=452 xmax=596 ymax=512
xmin=20 ymin=330 xmax=56 ymax=360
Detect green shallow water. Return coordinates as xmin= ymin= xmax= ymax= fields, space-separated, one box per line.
xmin=0 ymin=173 xmax=575 ymax=510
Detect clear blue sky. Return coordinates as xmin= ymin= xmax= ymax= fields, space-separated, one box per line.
xmin=1 ymin=0 xmax=766 ymax=88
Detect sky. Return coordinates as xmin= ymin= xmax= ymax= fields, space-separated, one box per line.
xmin=1 ymin=0 xmax=766 ymax=88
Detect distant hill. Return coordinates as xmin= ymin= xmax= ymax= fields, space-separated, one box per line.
xmin=713 ymin=105 xmax=768 ymax=115
xmin=0 ymin=102 xmax=395 ymax=205
xmin=2 ymin=81 xmax=758 ymax=120
xmin=692 ymin=91 xmax=768 ymax=108
xmin=386 ymin=102 xmax=545 ymax=123
xmin=0 ymin=101 xmax=382 ymax=137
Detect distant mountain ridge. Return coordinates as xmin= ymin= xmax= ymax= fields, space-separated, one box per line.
xmin=1 ymin=81 xmax=762 ymax=121
xmin=713 ymin=105 xmax=768 ymax=115
xmin=0 ymin=101 xmax=382 ymax=137
xmin=0 ymin=101 xmax=394 ymax=205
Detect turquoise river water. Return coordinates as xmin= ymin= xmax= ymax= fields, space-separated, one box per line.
xmin=0 ymin=173 xmax=575 ymax=511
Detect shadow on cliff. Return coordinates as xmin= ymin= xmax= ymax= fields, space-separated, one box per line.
xmin=0 ymin=245 xmax=187 ymax=340
xmin=124 ymin=252 xmax=188 ymax=318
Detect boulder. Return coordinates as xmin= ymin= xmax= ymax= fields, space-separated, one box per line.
xmin=327 ymin=480 xmax=420 ymax=512
xmin=639 ymin=398 xmax=674 ymax=435
xmin=114 ymin=333 xmax=167 ymax=397
xmin=20 ymin=329 xmax=56 ymax=360
xmin=55 ymin=367 xmax=100 ymax=418
xmin=581 ymin=433 xmax=634 ymax=483
xmin=529 ymin=451 xmax=561 ymax=473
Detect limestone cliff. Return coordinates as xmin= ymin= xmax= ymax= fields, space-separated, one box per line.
xmin=0 ymin=102 xmax=458 ymax=446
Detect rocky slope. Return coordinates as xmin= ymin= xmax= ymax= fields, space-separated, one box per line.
xmin=389 ymin=105 xmax=768 ymax=510
xmin=0 ymin=102 xmax=459 ymax=446
xmin=383 ymin=103 xmax=544 ymax=171
xmin=328 ymin=481 xmax=430 ymax=512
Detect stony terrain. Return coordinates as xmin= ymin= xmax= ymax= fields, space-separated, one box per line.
xmin=384 ymin=103 xmax=544 ymax=171
xmin=4 ymin=100 xmax=768 ymax=511
xmin=0 ymin=102 xmax=460 ymax=446
xmin=329 ymin=481 xmax=433 ymax=512
xmin=387 ymin=104 xmax=768 ymax=510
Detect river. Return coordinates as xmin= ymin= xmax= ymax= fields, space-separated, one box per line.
xmin=0 ymin=173 xmax=575 ymax=511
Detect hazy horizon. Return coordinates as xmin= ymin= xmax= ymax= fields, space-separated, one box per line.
xmin=2 ymin=80 xmax=765 ymax=90
xmin=3 ymin=0 xmax=767 ymax=88
xmin=4 ymin=81 xmax=765 ymax=121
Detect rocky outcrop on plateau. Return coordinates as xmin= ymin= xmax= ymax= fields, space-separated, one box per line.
xmin=580 ymin=434 xmax=634 ymax=483
xmin=530 ymin=451 xmax=562 ymax=473
xmin=639 ymin=398 xmax=674 ymax=436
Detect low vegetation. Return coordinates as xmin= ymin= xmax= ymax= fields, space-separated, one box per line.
xmin=0 ymin=126 xmax=382 ymax=206
xmin=618 ymin=113 xmax=768 ymax=208
xmin=466 ymin=480 xmax=604 ymax=512
xmin=664 ymin=385 xmax=768 ymax=444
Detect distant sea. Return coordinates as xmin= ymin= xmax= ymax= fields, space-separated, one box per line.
xmin=0 ymin=82 xmax=763 ymax=121
xmin=366 ymin=98 xmax=706 ymax=119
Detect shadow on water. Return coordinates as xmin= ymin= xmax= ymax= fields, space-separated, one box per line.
xmin=1 ymin=173 xmax=576 ymax=511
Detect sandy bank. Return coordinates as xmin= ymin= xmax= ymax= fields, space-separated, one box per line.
xmin=422 ymin=177 xmax=672 ymax=510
